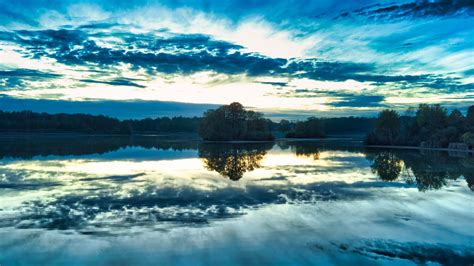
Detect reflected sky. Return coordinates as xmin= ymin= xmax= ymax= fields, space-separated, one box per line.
xmin=0 ymin=136 xmax=473 ymax=265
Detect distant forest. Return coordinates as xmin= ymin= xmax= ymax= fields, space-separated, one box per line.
xmin=0 ymin=107 xmax=375 ymax=136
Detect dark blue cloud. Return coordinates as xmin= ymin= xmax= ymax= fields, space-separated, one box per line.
xmin=275 ymin=89 xmax=387 ymax=108
xmin=348 ymin=0 xmax=474 ymax=20
xmin=0 ymin=69 xmax=61 ymax=79
xmin=0 ymin=69 xmax=62 ymax=89
xmin=329 ymin=95 xmax=386 ymax=108
xmin=79 ymin=78 xmax=145 ymax=88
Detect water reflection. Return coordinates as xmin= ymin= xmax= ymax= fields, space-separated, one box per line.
xmin=285 ymin=141 xmax=321 ymax=160
xmin=369 ymin=152 xmax=403 ymax=181
xmin=198 ymin=143 xmax=273 ymax=181
xmin=367 ymin=150 xmax=474 ymax=191
xmin=0 ymin=136 xmax=472 ymax=234
xmin=0 ymin=136 xmax=473 ymax=265
xmin=0 ymin=135 xmax=198 ymax=159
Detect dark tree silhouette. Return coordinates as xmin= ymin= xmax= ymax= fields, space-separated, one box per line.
xmin=366 ymin=104 xmax=473 ymax=148
xmin=198 ymin=102 xmax=274 ymax=141
xmin=368 ymin=109 xmax=401 ymax=145
xmin=198 ymin=143 xmax=272 ymax=180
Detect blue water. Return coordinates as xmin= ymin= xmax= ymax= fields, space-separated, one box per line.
xmin=0 ymin=136 xmax=472 ymax=265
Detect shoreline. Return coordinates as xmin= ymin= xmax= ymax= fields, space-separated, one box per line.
xmin=0 ymin=133 xmax=360 ymax=143
xmin=0 ymin=133 xmax=471 ymax=154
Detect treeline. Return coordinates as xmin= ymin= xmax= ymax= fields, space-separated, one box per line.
xmin=273 ymin=117 xmax=375 ymax=138
xmin=366 ymin=104 xmax=474 ymax=148
xmin=0 ymin=110 xmax=201 ymax=134
xmin=0 ymin=104 xmax=376 ymax=139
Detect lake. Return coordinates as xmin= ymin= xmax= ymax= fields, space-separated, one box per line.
xmin=0 ymin=136 xmax=473 ymax=265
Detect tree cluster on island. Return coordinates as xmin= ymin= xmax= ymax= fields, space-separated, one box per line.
xmin=198 ymin=102 xmax=274 ymax=141
xmin=366 ymin=104 xmax=474 ymax=148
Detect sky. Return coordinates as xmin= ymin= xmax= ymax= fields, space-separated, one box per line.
xmin=0 ymin=0 xmax=473 ymax=119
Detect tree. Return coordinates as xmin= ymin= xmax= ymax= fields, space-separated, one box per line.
xmin=448 ymin=109 xmax=464 ymax=127
xmin=466 ymin=105 xmax=474 ymax=132
xmin=278 ymin=119 xmax=292 ymax=132
xmin=374 ymin=109 xmax=401 ymax=145
xmin=461 ymin=132 xmax=474 ymax=148
xmin=198 ymin=102 xmax=274 ymax=141
xmin=416 ymin=104 xmax=448 ymax=135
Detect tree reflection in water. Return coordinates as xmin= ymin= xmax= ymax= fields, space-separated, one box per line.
xmin=368 ymin=150 xmax=474 ymax=191
xmin=198 ymin=143 xmax=273 ymax=181
xmin=370 ymin=152 xmax=403 ymax=181
xmin=287 ymin=142 xmax=320 ymax=160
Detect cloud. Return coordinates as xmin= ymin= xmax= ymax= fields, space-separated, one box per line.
xmin=329 ymin=95 xmax=386 ymax=108
xmin=351 ymin=0 xmax=474 ymax=20
xmin=79 ymin=78 xmax=145 ymax=88
xmin=2 ymin=27 xmax=469 ymax=90
xmin=0 ymin=68 xmax=62 ymax=89
xmin=1 ymin=179 xmax=386 ymax=231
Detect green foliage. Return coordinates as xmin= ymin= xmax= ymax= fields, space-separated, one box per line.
xmin=285 ymin=117 xmax=325 ymax=138
xmin=198 ymin=102 xmax=274 ymax=141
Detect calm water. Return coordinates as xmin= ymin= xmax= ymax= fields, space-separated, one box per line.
xmin=0 ymin=136 xmax=473 ymax=265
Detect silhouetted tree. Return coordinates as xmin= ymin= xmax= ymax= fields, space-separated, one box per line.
xmin=365 ymin=109 xmax=400 ymax=145
xmin=366 ymin=104 xmax=473 ymax=148
xmin=198 ymin=143 xmax=272 ymax=180
xmin=198 ymin=102 xmax=274 ymax=141
xmin=278 ymin=119 xmax=292 ymax=132
xmin=466 ymin=105 xmax=474 ymax=131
